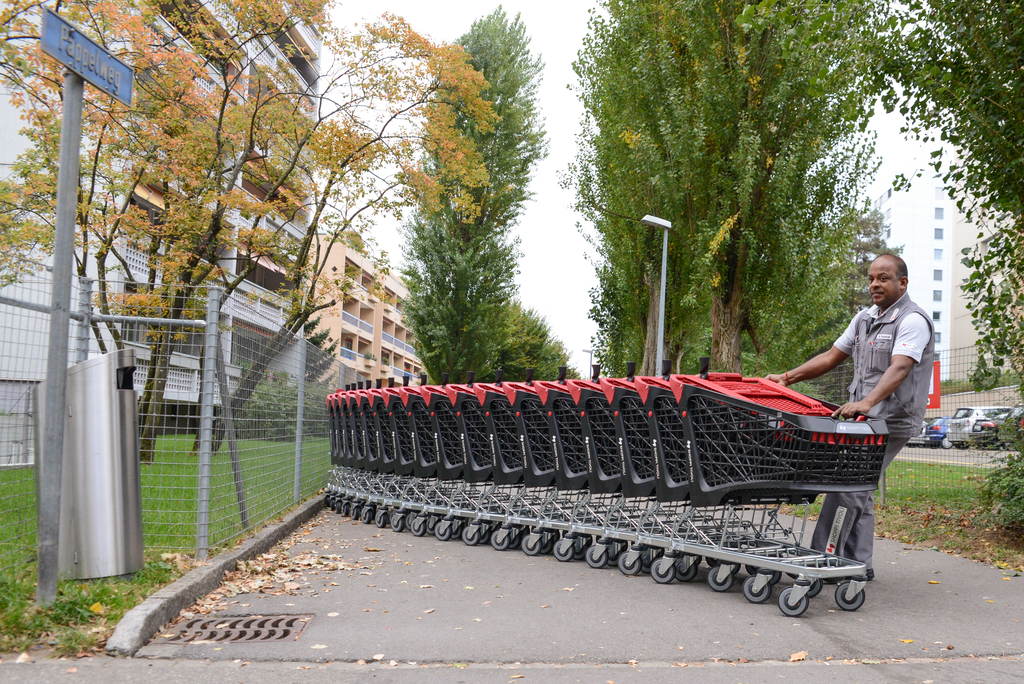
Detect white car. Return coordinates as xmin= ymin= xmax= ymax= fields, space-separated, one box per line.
xmin=946 ymin=406 xmax=1013 ymax=448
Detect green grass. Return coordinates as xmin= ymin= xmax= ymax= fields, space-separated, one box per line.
xmin=0 ymin=551 xmax=187 ymax=656
xmin=1 ymin=433 xmax=330 ymax=574
xmin=883 ymin=460 xmax=985 ymax=510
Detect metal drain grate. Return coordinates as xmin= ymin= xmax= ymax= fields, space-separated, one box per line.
xmin=162 ymin=615 xmax=312 ymax=643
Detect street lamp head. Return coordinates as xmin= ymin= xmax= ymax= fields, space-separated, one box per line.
xmin=640 ymin=214 xmax=671 ymax=230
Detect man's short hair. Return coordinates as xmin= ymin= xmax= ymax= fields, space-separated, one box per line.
xmin=874 ymin=253 xmax=908 ymax=279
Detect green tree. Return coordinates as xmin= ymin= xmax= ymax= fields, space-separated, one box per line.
xmin=881 ymin=1 xmax=1024 ymax=380
xmin=488 ymin=302 xmax=579 ymax=382
xmin=568 ymin=0 xmax=880 ymax=374
xmin=402 ymin=7 xmax=547 ymax=383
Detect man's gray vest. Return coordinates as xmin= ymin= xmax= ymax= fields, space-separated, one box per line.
xmin=848 ymin=292 xmax=935 ymax=438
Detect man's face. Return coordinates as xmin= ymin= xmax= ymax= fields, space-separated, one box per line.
xmin=867 ymin=258 xmax=907 ymax=310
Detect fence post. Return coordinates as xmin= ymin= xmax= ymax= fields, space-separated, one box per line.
xmin=75 ymin=277 xmax=92 ymax=364
xmin=880 ymin=471 xmax=887 ymax=507
xmin=293 ymin=333 xmax=306 ymax=503
xmin=196 ymin=287 xmax=221 ymax=560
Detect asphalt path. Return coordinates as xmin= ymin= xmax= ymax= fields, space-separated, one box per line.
xmin=133 ymin=508 xmax=1022 ymax=666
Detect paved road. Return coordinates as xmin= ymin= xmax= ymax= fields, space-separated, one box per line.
xmin=4 ymin=506 xmax=1022 ymax=683
xmin=897 ymin=445 xmax=1006 ymax=467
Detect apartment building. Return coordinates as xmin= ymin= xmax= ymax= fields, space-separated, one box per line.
xmin=320 ymin=242 xmax=423 ymax=385
xmin=872 ymin=172 xmax=958 ymax=356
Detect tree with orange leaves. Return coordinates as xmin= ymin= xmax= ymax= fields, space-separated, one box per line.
xmin=0 ymin=0 xmax=494 ymax=458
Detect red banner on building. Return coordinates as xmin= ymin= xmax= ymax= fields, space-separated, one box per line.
xmin=927 ymin=359 xmax=941 ymax=409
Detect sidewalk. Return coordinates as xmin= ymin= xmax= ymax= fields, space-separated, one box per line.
xmin=138 ymin=507 xmax=1022 ymax=664
xmin=4 ymin=505 xmax=1022 ymax=683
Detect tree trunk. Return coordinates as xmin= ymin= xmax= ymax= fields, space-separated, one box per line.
xmin=639 ymin=275 xmax=660 ymax=376
xmin=710 ymin=294 xmax=744 ymax=373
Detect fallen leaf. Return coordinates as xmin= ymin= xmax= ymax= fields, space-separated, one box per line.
xmin=900 ymin=639 xmax=914 ymax=644
xmin=672 ymin=663 xmax=687 ymax=667
xmin=562 ymin=587 xmax=575 ymax=592
xmin=738 ymin=657 xmax=749 ymax=663
xmin=790 ymin=651 xmax=807 ymax=662
xmin=327 ymin=612 xmax=339 ymax=617
xmin=283 ymin=582 xmax=301 ymax=591
xmin=473 ymin=618 xmax=481 ymax=622
xmin=311 ymin=645 xmax=327 ymax=650
xmin=423 ymin=609 xmax=435 ymax=614
xmin=1002 ymin=577 xmax=1012 ymax=581
xmin=464 ymin=586 xmax=474 ymax=590
xmin=420 ymin=585 xmax=434 ymax=589
xmin=510 ymin=676 xmax=525 ymax=680
xmin=16 ymin=653 xmax=31 ymax=663
xmin=356 ymin=659 xmax=366 ymax=665
xmin=928 ymin=580 xmax=940 ymax=584
xmin=89 ymin=602 xmax=104 ymax=614
xmin=389 ymin=660 xmax=398 ymax=667
xmin=373 ymin=653 xmax=384 ymax=661
xmin=541 ymin=604 xmax=549 ymax=608
xmin=66 ymin=667 xmax=77 ymax=673
xmin=365 ymin=547 xmax=381 ymax=552
xmin=947 ymin=645 xmax=954 ymax=650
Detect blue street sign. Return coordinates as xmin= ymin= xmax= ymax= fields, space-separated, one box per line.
xmin=40 ymin=8 xmax=134 ymax=105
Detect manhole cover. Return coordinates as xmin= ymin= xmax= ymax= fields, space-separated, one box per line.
xmin=161 ymin=615 xmax=312 ymax=643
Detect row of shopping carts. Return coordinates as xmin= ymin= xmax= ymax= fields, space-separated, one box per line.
xmin=323 ymin=361 xmax=888 ymax=617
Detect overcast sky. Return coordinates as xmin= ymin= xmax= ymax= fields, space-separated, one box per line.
xmin=331 ymin=1 xmax=930 ymax=376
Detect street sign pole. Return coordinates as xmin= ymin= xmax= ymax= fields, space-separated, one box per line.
xmin=36 ymin=70 xmax=84 ymax=607
xmin=35 ymin=8 xmax=134 ymax=606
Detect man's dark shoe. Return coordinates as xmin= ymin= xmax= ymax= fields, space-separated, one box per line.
xmin=866 ymin=568 xmax=875 ymax=581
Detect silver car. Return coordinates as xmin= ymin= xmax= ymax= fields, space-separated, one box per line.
xmin=946 ymin=406 xmax=1013 ymax=448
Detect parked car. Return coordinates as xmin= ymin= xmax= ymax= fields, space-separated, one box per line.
xmin=992 ymin=406 xmax=1024 ymax=448
xmin=946 ymin=406 xmax=1013 ymax=448
xmin=924 ymin=417 xmax=953 ymax=449
xmin=907 ymin=420 xmax=930 ymax=448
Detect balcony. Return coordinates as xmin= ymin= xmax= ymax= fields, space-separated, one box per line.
xmin=403 ymin=341 xmax=417 ymax=356
xmin=339 ymin=347 xmax=360 ymax=362
xmin=358 ymin=319 xmax=373 ymax=335
xmin=381 ymin=332 xmax=395 ymax=347
xmin=391 ymin=366 xmax=413 ymax=378
xmin=341 ymin=311 xmax=359 ymax=329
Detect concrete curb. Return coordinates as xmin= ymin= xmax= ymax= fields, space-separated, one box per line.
xmin=105 ymin=495 xmax=324 ymax=657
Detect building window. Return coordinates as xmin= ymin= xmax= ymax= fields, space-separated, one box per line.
xmin=884 ymin=208 xmax=892 ymax=221
xmin=885 ymin=228 xmax=891 ymax=239
xmin=933 ymin=269 xmax=942 ymax=281
xmin=933 ymin=290 xmax=942 ymax=302
xmin=932 ymin=311 xmax=941 ymax=321
xmin=934 ymin=207 xmax=944 ymax=220
xmin=935 ymin=228 xmax=944 ymax=239
xmin=934 ymin=249 xmax=943 ymax=259
xmin=935 ymin=332 xmax=942 ymax=344
xmin=935 ymin=187 xmax=945 ymax=200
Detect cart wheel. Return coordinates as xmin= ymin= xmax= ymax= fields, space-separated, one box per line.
xmin=451 ymin=519 xmax=465 ymax=540
xmin=410 ymin=515 xmax=427 ymax=537
xmin=554 ymin=538 xmax=575 ymax=562
xmin=745 ymin=564 xmax=759 ymax=577
xmin=350 ymin=504 xmax=361 ymax=520
xmin=479 ymin=524 xmax=493 ymax=546
xmin=426 ymin=515 xmax=438 ymax=535
xmin=340 ymin=501 xmax=351 ymax=517
xmin=835 ymin=582 xmax=866 ymax=611
xmin=807 ymin=578 xmax=823 ymax=598
xmin=374 ymin=507 xmax=389 ymax=528
xmin=707 ymin=564 xmax=736 ymax=592
xmin=540 ymin=533 xmax=557 ymax=555
xmin=585 ymin=544 xmax=609 ymax=569
xmin=462 ymin=523 xmax=481 ymax=546
xmin=742 ymin=575 xmax=774 ymax=604
xmin=706 ymin=557 xmax=740 ymax=575
xmin=640 ymin=548 xmax=655 ymax=574
xmin=405 ymin=510 xmax=418 ymax=529
xmin=675 ymin=556 xmax=700 ymax=582
xmin=435 ymin=519 xmax=453 ymax=542
xmin=390 ymin=510 xmax=407 ymax=533
xmin=608 ymin=542 xmax=625 ymax=562
xmin=618 ymin=550 xmax=643 ymax=576
xmin=650 ymin=556 xmax=676 ymax=584
xmin=573 ymin=536 xmax=591 ymax=561
xmin=523 ymin=533 xmax=543 ymax=556
xmin=491 ymin=527 xmax=512 ymax=551
xmin=361 ymin=506 xmax=376 ymax=525
xmin=778 ymin=586 xmax=810 ymax=617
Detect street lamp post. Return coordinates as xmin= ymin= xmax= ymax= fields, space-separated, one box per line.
xmin=582 ymin=348 xmax=593 ymax=373
xmin=640 ymin=215 xmax=672 ymax=374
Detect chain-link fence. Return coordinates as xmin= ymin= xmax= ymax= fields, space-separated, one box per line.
xmin=0 ymin=259 xmax=359 ymax=575
xmin=794 ymin=346 xmax=1021 ymax=512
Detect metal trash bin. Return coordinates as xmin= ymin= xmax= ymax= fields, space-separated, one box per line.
xmin=35 ymin=349 xmax=143 ymax=579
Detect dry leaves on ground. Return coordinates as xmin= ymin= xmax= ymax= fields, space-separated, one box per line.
xmin=790 ymin=651 xmax=807 ymax=662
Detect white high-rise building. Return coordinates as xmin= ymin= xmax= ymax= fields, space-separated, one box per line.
xmin=871 ymin=172 xmax=958 ymax=356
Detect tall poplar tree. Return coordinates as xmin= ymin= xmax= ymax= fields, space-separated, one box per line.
xmin=402 ymin=7 xmax=548 ymax=382
xmin=569 ymin=0 xmax=881 ymax=373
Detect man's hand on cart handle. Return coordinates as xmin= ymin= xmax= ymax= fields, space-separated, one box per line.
xmin=766 ymin=372 xmax=789 ymax=386
xmin=832 ymin=400 xmax=873 ymax=419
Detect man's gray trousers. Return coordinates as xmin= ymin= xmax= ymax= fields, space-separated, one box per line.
xmin=809 ymin=437 xmax=910 ymax=570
